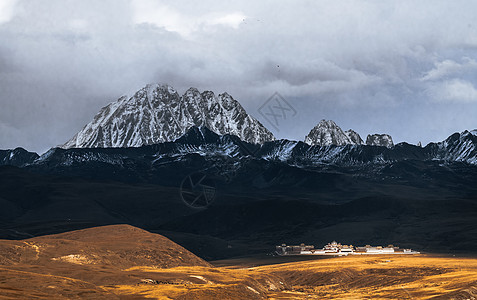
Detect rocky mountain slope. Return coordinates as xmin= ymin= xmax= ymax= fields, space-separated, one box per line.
xmin=62 ymin=83 xmax=274 ymax=149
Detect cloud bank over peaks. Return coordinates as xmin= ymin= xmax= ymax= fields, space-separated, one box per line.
xmin=1 ymin=0 xmax=477 ymax=153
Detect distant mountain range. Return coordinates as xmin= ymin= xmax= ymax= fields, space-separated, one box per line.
xmin=61 ymin=83 xmax=400 ymax=150
xmin=1 ymin=81 xmax=475 ymax=169
xmin=2 ymin=126 xmax=476 ymax=172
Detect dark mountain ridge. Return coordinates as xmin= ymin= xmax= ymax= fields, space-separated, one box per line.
xmin=0 ymin=148 xmax=39 ymax=167
xmin=20 ymin=126 xmax=477 ymax=172
xmin=4 ymin=126 xmax=475 ymax=170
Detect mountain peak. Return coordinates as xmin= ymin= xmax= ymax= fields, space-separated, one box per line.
xmin=304 ymin=120 xmax=363 ymax=146
xmin=141 ymin=83 xmax=178 ymax=98
xmin=461 ymin=129 xmax=477 ymax=138
xmin=185 ymin=87 xmax=200 ymax=95
xmin=63 ymin=84 xmax=274 ymax=149
xmin=321 ymin=119 xmax=336 ymax=125
xmin=345 ymin=129 xmax=364 ymax=145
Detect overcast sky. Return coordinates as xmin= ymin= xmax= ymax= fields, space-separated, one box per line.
xmin=1 ymin=0 xmax=477 ymax=154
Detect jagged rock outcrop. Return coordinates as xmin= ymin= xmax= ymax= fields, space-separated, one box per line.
xmin=366 ymin=134 xmax=394 ymax=148
xmin=345 ymin=129 xmax=364 ymax=145
xmin=304 ymin=120 xmax=363 ymax=146
xmin=63 ymin=84 xmax=274 ymax=149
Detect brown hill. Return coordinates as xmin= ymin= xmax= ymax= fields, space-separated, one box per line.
xmin=0 ymin=225 xmax=213 ymax=298
xmin=0 ymin=224 xmax=210 ymax=269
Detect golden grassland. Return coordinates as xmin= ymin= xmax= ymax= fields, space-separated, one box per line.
xmin=1 ymin=225 xmax=477 ymax=299
xmin=99 ymin=255 xmax=477 ymax=299
xmin=1 ymin=253 xmax=477 ymax=299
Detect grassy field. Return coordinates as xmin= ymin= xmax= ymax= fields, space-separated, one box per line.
xmin=99 ymin=255 xmax=477 ymax=299
xmin=1 ymin=225 xmax=477 ymax=299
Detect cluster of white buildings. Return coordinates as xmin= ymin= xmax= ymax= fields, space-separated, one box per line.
xmin=276 ymin=241 xmax=419 ymax=256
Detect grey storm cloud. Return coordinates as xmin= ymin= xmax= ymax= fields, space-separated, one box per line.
xmin=1 ymin=0 xmax=477 ymax=153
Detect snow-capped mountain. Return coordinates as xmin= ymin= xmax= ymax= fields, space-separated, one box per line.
xmin=62 ymin=84 xmax=274 ymax=149
xmin=366 ymin=134 xmax=394 ymax=148
xmin=304 ymin=120 xmax=363 ymax=146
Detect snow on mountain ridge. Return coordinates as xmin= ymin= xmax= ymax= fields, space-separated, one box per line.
xmin=63 ymin=84 xmax=275 ymax=149
xmin=434 ymin=130 xmax=477 ymax=164
xmin=29 ymin=125 xmax=477 ymax=172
